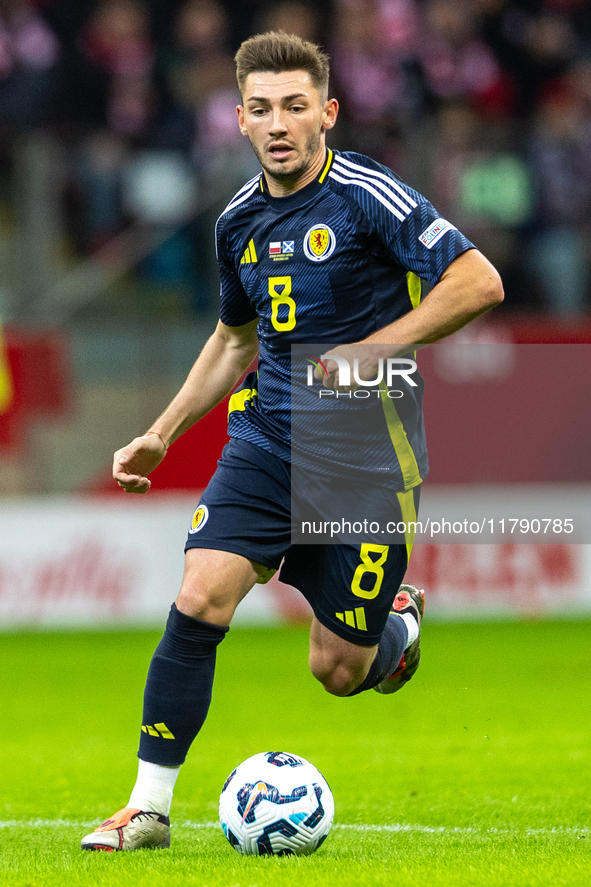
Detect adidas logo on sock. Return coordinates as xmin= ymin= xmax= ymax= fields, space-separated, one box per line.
xmin=141 ymin=723 xmax=175 ymax=739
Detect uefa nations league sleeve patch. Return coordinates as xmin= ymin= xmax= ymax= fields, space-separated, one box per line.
xmin=418 ymin=218 xmax=457 ymax=249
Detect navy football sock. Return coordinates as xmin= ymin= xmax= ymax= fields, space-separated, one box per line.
xmin=347 ymin=613 xmax=408 ymax=696
xmin=139 ymin=603 xmax=228 ymax=765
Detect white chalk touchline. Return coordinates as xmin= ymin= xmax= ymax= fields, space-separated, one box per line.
xmin=0 ymin=819 xmax=587 ymax=837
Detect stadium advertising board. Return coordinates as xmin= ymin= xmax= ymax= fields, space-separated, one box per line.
xmin=0 ymin=494 xmax=589 ymax=628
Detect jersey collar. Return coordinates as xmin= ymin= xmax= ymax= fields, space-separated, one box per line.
xmin=261 ymin=148 xmax=334 ymax=210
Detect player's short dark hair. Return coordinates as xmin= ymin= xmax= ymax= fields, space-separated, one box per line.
xmin=235 ymin=31 xmax=330 ymax=98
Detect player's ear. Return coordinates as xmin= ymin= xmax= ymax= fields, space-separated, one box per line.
xmin=321 ymin=98 xmax=338 ymax=132
xmin=236 ymin=104 xmax=248 ymax=136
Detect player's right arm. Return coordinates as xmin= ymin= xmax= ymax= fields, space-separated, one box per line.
xmin=113 ymin=318 xmax=259 ymax=493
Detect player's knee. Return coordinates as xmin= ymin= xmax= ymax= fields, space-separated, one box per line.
xmin=322 ymin=674 xmax=358 ymax=697
xmin=176 ymin=584 xmax=235 ymax=626
xmin=309 ymin=658 xmax=365 ymax=697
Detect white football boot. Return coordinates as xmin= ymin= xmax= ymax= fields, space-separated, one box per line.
xmin=81 ymin=807 xmax=170 ymax=851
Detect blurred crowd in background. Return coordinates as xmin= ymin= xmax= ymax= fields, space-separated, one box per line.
xmin=0 ymin=0 xmax=590 ymax=318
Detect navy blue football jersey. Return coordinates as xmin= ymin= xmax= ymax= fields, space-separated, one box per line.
xmin=216 ymin=148 xmax=475 ymax=490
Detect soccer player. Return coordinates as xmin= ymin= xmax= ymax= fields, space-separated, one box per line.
xmin=81 ymin=31 xmax=503 ymax=851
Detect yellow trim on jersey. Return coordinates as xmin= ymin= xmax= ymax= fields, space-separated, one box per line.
xmin=319 ymin=148 xmax=333 ymax=183
xmin=396 ymin=488 xmax=419 ymax=562
xmin=240 ymin=239 xmax=258 ymax=264
xmin=406 ymin=272 xmax=422 ymax=309
xmin=228 ymin=387 xmax=258 ymax=414
xmin=379 ymin=382 xmax=422 ymax=492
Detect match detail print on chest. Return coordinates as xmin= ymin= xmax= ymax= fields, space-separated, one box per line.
xmin=237 ymin=218 xmax=344 ymax=332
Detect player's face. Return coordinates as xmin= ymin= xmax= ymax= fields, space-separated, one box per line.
xmin=237 ymin=70 xmax=338 ymax=195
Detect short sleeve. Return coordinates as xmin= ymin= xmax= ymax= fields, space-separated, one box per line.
xmin=216 ymin=217 xmax=259 ymax=327
xmin=387 ymin=200 xmax=476 ymax=286
xmin=332 ymin=153 xmax=475 ymax=285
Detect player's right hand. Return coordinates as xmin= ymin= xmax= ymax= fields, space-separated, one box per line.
xmin=113 ymin=433 xmax=167 ymax=493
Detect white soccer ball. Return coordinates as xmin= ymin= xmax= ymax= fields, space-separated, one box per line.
xmin=219 ymin=751 xmax=334 ymax=856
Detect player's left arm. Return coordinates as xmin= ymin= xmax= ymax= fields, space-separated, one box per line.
xmin=318 ymin=248 xmax=502 ymax=387
xmin=365 ymin=247 xmax=503 ymax=348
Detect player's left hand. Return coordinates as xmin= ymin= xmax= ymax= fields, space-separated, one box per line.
xmin=313 ymin=343 xmax=386 ymax=392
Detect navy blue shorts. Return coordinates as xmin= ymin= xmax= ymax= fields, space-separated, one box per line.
xmin=185 ymin=438 xmax=420 ymax=646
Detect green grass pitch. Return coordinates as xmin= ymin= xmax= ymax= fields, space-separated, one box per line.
xmin=1 ymin=619 xmax=590 ymax=886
